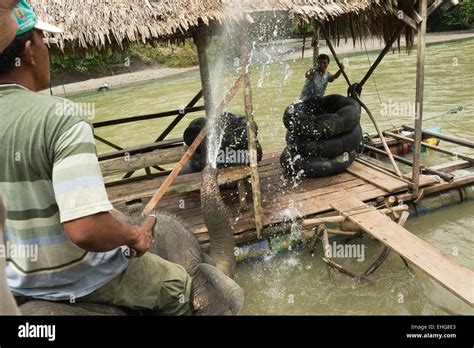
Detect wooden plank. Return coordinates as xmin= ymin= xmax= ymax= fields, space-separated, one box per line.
xmin=347 ymin=161 xmax=408 ymax=192
xmin=431 ymin=160 xmax=471 ymax=172
xmin=98 ymin=138 xmax=183 ymax=161
xmin=108 ymin=166 xmax=250 ymax=206
xmin=331 ymin=197 xmax=474 ymax=307
xmin=100 ymin=146 xmax=187 ymax=177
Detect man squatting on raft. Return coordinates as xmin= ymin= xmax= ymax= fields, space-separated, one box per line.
xmin=0 ymin=0 xmax=193 ymax=315
xmin=300 ymin=54 xmax=345 ymax=100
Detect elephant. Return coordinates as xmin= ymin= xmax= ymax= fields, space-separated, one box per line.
xmin=2 ymin=164 xmax=244 ymax=316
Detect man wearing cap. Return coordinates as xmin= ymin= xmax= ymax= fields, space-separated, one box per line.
xmin=0 ymin=0 xmax=19 ymax=52
xmin=0 ymin=1 xmax=192 ymax=315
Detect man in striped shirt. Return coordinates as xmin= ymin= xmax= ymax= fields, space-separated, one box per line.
xmin=0 ymin=1 xmax=191 ymax=315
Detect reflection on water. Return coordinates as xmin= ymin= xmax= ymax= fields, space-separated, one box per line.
xmin=72 ymin=38 xmax=474 ymax=315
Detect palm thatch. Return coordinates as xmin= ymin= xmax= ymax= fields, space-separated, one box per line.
xmin=30 ymin=0 xmax=417 ymax=51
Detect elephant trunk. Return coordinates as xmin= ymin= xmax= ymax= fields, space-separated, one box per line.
xmin=201 ymin=164 xmax=236 ymax=278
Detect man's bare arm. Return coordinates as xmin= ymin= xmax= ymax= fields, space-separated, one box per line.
xmin=329 ymin=64 xmax=345 ymax=82
xmin=63 ymin=212 xmax=151 ymax=257
xmin=0 ymin=0 xmax=19 ymax=52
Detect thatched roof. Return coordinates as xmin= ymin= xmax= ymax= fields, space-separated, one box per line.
xmin=30 ymin=0 xmax=415 ymax=51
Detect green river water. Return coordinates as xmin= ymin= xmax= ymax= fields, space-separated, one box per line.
xmin=72 ymin=38 xmax=474 ymax=315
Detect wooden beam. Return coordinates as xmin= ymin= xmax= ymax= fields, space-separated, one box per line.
xmin=332 ymin=197 xmax=474 ymax=307
xmin=194 ymin=27 xmax=215 ymax=117
xmin=412 ymin=0 xmax=429 ymax=199
xmin=92 ymin=106 xmax=205 ymax=129
xmin=428 ymin=0 xmax=445 ymax=17
xmin=392 ymin=9 xmax=418 ymax=30
xmin=384 ymin=131 xmax=474 ymax=163
xmin=98 ymin=139 xmax=183 ymax=161
xmin=156 ymin=90 xmax=203 ymax=142
xmin=242 ymin=30 xmax=264 ymax=239
xmin=100 ymin=146 xmax=187 ymax=177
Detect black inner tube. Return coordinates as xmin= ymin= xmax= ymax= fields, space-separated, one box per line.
xmin=287 ymin=124 xmax=362 ymax=158
xmin=280 ymin=147 xmax=357 ymax=179
xmin=284 ymin=95 xmax=361 ymax=140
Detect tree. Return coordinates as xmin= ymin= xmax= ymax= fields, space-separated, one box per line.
xmin=443 ymin=0 xmax=474 ymax=29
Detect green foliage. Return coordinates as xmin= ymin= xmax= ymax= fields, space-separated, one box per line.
xmin=50 ymin=39 xmax=198 ymax=74
xmin=443 ymin=0 xmax=474 ymax=29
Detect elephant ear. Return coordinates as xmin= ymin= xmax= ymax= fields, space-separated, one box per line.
xmin=147 ymin=211 xmax=204 ymax=278
xmin=191 ymin=264 xmax=244 ymax=316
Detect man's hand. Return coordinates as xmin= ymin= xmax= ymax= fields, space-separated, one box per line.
xmin=127 ymin=225 xmax=153 ymax=257
xmin=0 ymin=0 xmax=19 ymax=53
xmin=305 ymin=68 xmax=316 ymax=79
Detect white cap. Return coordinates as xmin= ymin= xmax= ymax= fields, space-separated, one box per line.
xmin=35 ymin=20 xmax=63 ymax=34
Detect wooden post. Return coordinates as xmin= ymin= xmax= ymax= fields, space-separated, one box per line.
xmin=412 ymin=0 xmax=428 ymax=199
xmin=241 ymin=30 xmax=264 ymax=240
xmin=193 ymin=27 xmax=215 ymax=118
xmin=312 ymin=19 xmax=320 ymax=68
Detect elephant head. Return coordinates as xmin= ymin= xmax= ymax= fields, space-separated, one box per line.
xmin=142 ymin=162 xmax=243 ymax=315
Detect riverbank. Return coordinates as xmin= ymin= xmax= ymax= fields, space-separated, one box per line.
xmin=45 ymin=30 xmax=474 ymax=97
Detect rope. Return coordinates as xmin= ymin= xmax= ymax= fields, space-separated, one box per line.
xmin=424 ymin=102 xmax=474 ymax=122
xmin=363 ymin=40 xmax=397 ymax=129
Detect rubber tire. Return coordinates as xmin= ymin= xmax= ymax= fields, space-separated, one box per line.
xmin=284 ymin=95 xmax=361 ymax=140
xmin=280 ymin=147 xmax=357 ymax=179
xmin=287 ymin=124 xmax=362 ymax=158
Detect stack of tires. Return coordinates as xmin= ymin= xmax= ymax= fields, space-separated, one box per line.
xmin=281 ymin=94 xmax=362 ymax=178
xmin=182 ymin=112 xmax=263 ymax=174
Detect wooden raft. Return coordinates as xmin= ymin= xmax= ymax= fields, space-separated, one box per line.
xmin=331 ymin=197 xmax=474 ymax=307
xmin=107 ymin=149 xmax=439 ymax=247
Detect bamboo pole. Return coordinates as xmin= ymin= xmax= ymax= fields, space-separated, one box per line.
xmin=363 ymin=144 xmax=455 ymax=182
xmin=320 ymin=24 xmax=351 ymax=87
xmin=412 ymin=0 xmax=429 ymax=199
xmin=354 ymin=95 xmax=403 ymax=178
xmin=384 ymin=131 xmax=474 ymax=163
xmin=241 ymin=30 xmax=264 ymax=240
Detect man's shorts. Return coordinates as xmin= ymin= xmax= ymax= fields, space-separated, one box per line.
xmin=80 ymin=252 xmax=192 ymax=315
